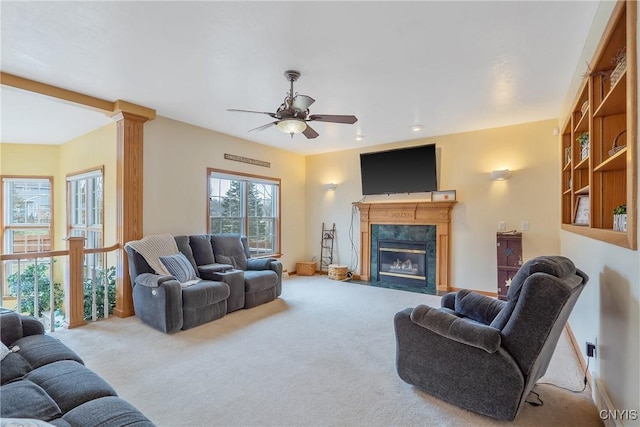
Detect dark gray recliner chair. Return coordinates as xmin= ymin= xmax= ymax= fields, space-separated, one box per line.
xmin=125 ymin=235 xmax=230 ymax=333
xmin=190 ymin=233 xmax=282 ymax=310
xmin=394 ymin=255 xmax=588 ymax=421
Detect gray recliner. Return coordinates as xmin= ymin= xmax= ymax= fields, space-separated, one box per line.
xmin=125 ymin=235 xmax=230 ymax=333
xmin=190 ymin=233 xmax=283 ymax=310
xmin=394 ymin=255 xmax=588 ymax=421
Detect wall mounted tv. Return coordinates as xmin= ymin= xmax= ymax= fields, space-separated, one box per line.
xmin=359 ymin=144 xmax=437 ymax=195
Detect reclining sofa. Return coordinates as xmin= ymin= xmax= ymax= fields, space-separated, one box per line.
xmin=125 ymin=233 xmax=282 ymax=333
xmin=0 ymin=308 xmax=154 ymax=426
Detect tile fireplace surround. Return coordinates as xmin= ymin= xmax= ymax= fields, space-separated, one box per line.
xmin=355 ymin=201 xmax=456 ymax=292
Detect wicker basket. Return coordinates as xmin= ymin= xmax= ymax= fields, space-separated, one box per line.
xmin=328 ymin=264 xmax=348 ymax=281
xmin=296 ymin=261 xmax=316 ymax=276
xmin=610 ymin=55 xmax=626 ymax=87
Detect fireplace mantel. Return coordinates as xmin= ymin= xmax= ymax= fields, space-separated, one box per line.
xmin=355 ymin=201 xmax=456 ymax=292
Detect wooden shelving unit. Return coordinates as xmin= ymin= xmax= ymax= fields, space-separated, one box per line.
xmin=560 ymin=0 xmax=637 ymax=250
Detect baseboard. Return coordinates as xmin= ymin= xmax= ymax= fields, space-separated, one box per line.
xmin=564 ymin=323 xmax=626 ymax=427
xmin=593 ymin=378 xmax=623 ymax=427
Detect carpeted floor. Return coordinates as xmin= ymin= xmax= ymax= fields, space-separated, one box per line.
xmin=52 ymin=275 xmax=603 ymax=427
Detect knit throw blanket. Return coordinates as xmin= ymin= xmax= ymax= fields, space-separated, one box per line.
xmin=125 ymin=234 xmax=179 ymax=276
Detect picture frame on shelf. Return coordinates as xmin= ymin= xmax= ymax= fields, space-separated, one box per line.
xmin=573 ymin=195 xmax=590 ymax=226
xmin=431 ymin=190 xmax=456 ymax=202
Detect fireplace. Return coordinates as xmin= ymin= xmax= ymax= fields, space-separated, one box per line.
xmin=355 ymin=201 xmax=456 ymax=293
xmin=377 ymin=240 xmax=428 ymax=288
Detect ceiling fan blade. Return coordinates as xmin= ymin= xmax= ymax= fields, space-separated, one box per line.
xmin=292 ymin=95 xmax=315 ymax=111
xmin=302 ymin=125 xmax=319 ymax=139
xmin=248 ymin=121 xmax=278 ymax=132
xmin=228 ymin=109 xmax=277 ymax=119
xmin=308 ymin=114 xmax=358 ymax=124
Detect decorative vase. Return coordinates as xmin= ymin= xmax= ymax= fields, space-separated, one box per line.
xmin=613 ymin=214 xmax=627 ymax=232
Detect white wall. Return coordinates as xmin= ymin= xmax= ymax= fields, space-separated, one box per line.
xmin=559 ymin=1 xmax=640 ymax=420
xmin=143 ymin=116 xmax=307 ymax=272
xmin=305 ymin=119 xmax=560 ymax=293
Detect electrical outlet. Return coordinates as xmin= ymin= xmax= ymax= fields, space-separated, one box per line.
xmin=522 ymin=221 xmax=529 ymax=231
xmin=498 ymin=220 xmax=506 ymax=231
xmin=586 ymin=342 xmax=596 ymax=358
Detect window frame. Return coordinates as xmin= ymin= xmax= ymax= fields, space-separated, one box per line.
xmin=207 ymin=168 xmax=281 ymax=258
xmin=66 ymin=167 xmax=104 ymax=249
xmin=1 ymin=175 xmax=54 ymax=296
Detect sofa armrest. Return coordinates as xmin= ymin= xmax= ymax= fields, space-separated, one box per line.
xmin=198 ymin=263 xmax=234 ymax=276
xmin=20 ymin=316 xmax=45 ymax=337
xmin=440 ymin=292 xmax=456 ymax=310
xmin=1 ymin=311 xmax=45 ymax=346
xmin=410 ymin=305 xmax=502 ymax=353
xmin=246 ymin=258 xmax=277 ymax=270
xmin=135 ymin=273 xmax=176 ymax=288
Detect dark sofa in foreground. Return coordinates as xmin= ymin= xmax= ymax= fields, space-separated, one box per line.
xmin=0 ymin=308 xmax=154 ymax=426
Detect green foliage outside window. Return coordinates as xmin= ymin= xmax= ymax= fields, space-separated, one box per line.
xmin=7 ymin=263 xmax=64 ymax=318
xmin=83 ymin=266 xmax=116 ymax=321
xmin=6 ymin=263 xmax=116 ymax=322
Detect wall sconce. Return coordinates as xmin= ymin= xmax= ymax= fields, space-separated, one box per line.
xmin=491 ymin=169 xmax=512 ymax=181
xmin=324 ymin=183 xmax=337 ymax=191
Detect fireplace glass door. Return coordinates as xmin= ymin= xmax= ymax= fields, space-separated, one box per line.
xmin=377 ymin=239 xmax=427 ymax=287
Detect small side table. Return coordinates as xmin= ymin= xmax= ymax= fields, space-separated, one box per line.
xmin=210 ymin=269 xmax=245 ymax=313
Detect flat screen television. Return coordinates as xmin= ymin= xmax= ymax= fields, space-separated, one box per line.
xmin=359 ymin=144 xmax=437 ymax=195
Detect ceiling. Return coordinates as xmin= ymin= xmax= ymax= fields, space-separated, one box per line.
xmin=1 ymin=1 xmax=599 ymax=155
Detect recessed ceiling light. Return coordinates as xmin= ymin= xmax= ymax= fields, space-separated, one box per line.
xmin=411 ymin=125 xmax=424 ymax=132
xmin=355 ymin=135 xmax=364 ymax=141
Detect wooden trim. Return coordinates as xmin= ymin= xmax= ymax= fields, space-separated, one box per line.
xmin=354 ymin=201 xmax=456 ymax=292
xmin=113 ymin=112 xmax=147 ymax=318
xmin=1 ymin=72 xmax=113 ymax=113
xmin=111 ymin=100 xmax=156 ymax=121
xmin=208 ymin=167 xmax=281 ymax=182
xmin=65 ymin=166 xmax=104 ymax=180
xmin=65 ymin=237 xmax=86 ymax=328
xmin=626 ymin=0 xmax=637 ymax=250
xmin=0 ymin=175 xmax=54 ymax=255
xmin=0 ymin=250 xmax=69 ymax=260
xmin=564 ymin=323 xmax=593 ymax=387
xmin=0 ymin=72 xmax=156 ymax=120
xmin=66 ymin=166 xmax=105 ymax=247
xmin=83 ymin=243 xmax=119 ymax=254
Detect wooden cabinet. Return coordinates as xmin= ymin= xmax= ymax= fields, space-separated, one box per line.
xmin=561 ymin=0 xmax=637 ymax=250
xmin=497 ymin=232 xmax=522 ymax=301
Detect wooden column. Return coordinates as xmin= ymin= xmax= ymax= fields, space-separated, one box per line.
xmin=66 ymin=237 xmax=86 ymax=329
xmin=354 ymin=201 xmax=456 ymax=292
xmin=112 ymin=112 xmax=147 ymax=318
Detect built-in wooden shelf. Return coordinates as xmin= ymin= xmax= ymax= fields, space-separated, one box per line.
xmin=560 ymin=0 xmax=636 ymax=250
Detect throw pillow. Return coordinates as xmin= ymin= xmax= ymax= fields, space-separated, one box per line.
xmin=159 ymin=253 xmax=199 ymax=284
xmin=1 ymin=342 xmax=9 ymax=361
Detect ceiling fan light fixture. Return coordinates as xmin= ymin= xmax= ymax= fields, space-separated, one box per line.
xmin=277 ymin=118 xmax=307 ymax=134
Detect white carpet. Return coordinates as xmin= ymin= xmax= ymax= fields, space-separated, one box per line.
xmin=52 ymin=276 xmax=602 ymax=426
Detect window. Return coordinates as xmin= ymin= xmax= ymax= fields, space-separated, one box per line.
xmin=2 ymin=177 xmax=53 ymax=254
xmin=1 ymin=177 xmax=53 ymax=296
xmin=208 ymin=169 xmax=280 ymax=256
xmin=67 ymin=169 xmax=103 ymax=250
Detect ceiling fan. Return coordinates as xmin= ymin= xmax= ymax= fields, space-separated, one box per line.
xmin=228 ymin=70 xmax=358 ymax=139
